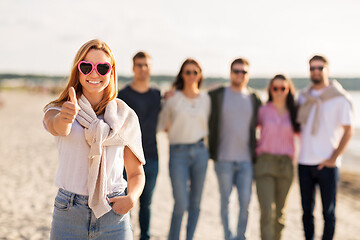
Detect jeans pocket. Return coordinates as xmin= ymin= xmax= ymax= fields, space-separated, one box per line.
xmin=287 ymin=161 xmax=294 ymax=179
xmin=279 ymin=157 xmax=293 ymax=179
xmin=109 ymin=202 xmax=125 ymax=217
xmin=170 ymin=145 xmax=181 ymax=152
xmin=108 ymin=193 xmax=125 ymax=218
xmin=54 ymin=197 xmax=69 ymax=211
xmin=255 ymin=154 xmax=275 ymax=177
xmin=201 ymin=145 xmax=209 ymax=159
xmin=254 ymin=158 xmax=266 ymax=177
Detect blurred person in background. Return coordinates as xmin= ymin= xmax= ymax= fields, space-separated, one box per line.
xmin=297 ymin=55 xmax=354 ymax=240
xmin=158 ymin=58 xmax=210 ymax=240
xmin=118 ymin=51 xmax=161 ymax=240
xmin=208 ymin=58 xmax=261 ymax=240
xmin=255 ymin=74 xmax=300 ymax=240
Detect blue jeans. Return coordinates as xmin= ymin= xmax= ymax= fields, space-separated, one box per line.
xmin=139 ymin=158 xmax=159 ymax=240
xmin=168 ymin=141 xmax=209 ymax=240
xmin=215 ymin=161 xmax=253 ymax=240
xmin=50 ymin=188 xmax=132 ymax=240
xmin=298 ymin=165 xmax=339 ymax=240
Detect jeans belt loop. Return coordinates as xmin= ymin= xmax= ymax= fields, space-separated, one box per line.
xmin=69 ymin=193 xmax=75 ymax=206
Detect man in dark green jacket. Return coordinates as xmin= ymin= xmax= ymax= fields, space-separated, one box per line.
xmin=208 ymin=58 xmax=261 ymax=240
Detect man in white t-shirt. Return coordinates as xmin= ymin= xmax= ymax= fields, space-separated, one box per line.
xmin=297 ymin=55 xmax=354 ymax=240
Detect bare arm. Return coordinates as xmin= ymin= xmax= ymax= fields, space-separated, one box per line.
xmin=43 ymin=87 xmax=79 ymax=136
xmin=44 ymin=109 xmax=74 ymax=136
xmin=318 ymin=125 xmax=354 ymax=170
xmin=109 ymin=146 xmax=145 ymax=214
xmin=157 ymin=98 xmax=172 ymax=133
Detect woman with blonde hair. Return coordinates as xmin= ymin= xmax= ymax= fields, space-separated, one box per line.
xmin=43 ymin=39 xmax=145 ymax=239
xmin=255 ymin=74 xmax=300 ymax=240
xmin=158 ymin=58 xmax=210 ymax=240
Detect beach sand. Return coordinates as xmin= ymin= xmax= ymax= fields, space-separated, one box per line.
xmin=0 ymin=90 xmax=359 ymax=240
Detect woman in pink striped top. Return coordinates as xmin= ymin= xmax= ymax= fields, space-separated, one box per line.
xmin=254 ymin=74 xmax=300 ymax=240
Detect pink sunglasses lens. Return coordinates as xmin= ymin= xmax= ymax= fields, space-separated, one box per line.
xmin=79 ymin=62 xmax=93 ymax=75
xmin=96 ymin=63 xmax=111 ymax=75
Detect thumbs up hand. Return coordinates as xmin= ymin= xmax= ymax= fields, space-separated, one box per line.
xmin=59 ymin=87 xmax=80 ymax=124
xmin=69 ymin=86 xmax=78 ymax=106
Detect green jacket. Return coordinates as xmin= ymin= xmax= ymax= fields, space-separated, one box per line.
xmin=208 ymin=86 xmax=262 ymax=162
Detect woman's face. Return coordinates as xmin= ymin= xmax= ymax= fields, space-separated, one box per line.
xmin=182 ymin=63 xmax=201 ymax=88
xmin=270 ymin=78 xmax=290 ymax=102
xmin=78 ymin=49 xmax=112 ymax=100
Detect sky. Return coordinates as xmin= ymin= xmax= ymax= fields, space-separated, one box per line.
xmin=0 ymin=0 xmax=359 ymax=78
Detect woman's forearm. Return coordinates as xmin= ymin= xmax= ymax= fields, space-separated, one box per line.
xmin=124 ymin=146 xmax=145 ymax=204
xmin=126 ymin=173 xmax=145 ymax=203
xmin=45 ymin=110 xmax=73 ymax=136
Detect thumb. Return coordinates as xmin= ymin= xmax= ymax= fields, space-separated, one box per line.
xmin=69 ymin=87 xmax=78 ymax=105
xmin=317 ymin=164 xmax=324 ymax=171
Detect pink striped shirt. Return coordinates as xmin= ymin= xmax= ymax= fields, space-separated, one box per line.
xmin=256 ymin=103 xmax=295 ymax=159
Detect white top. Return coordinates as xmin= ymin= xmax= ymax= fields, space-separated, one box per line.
xmin=157 ymin=91 xmax=211 ymax=144
xmin=298 ymin=89 xmax=353 ymax=166
xmin=44 ymin=107 xmax=127 ymax=195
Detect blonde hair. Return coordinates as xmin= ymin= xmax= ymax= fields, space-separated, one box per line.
xmin=45 ymin=39 xmax=117 ymax=115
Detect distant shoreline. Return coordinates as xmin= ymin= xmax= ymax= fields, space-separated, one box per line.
xmin=1 ymin=73 xmax=360 ymax=91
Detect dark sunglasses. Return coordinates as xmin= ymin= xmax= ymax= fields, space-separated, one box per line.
xmin=184 ymin=70 xmax=198 ymax=76
xmin=78 ymin=61 xmax=112 ymax=76
xmin=272 ymin=86 xmax=288 ymax=92
xmin=232 ymin=69 xmax=248 ymax=75
xmin=135 ymin=63 xmax=149 ymax=68
xmin=310 ymin=66 xmax=324 ymax=72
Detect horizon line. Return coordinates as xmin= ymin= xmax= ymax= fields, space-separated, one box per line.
xmin=1 ymin=72 xmax=360 ymax=79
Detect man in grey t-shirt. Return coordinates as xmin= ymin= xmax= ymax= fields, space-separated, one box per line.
xmin=208 ymin=58 xmax=261 ymax=240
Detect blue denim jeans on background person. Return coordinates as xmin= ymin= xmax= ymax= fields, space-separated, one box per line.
xmin=298 ymin=165 xmax=339 ymax=240
xmin=139 ymin=158 xmax=159 ymax=240
xmin=50 ymin=188 xmax=132 ymax=240
xmin=215 ymin=161 xmax=253 ymax=240
xmin=168 ymin=141 xmax=209 ymax=240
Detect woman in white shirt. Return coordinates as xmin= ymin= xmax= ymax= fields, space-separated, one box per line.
xmin=158 ymin=58 xmax=210 ymax=240
xmin=43 ymin=39 xmax=145 ymax=239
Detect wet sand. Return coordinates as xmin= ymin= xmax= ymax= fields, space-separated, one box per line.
xmin=0 ymin=90 xmax=359 ymax=239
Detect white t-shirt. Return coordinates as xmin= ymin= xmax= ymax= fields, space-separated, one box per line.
xmin=157 ymin=91 xmax=210 ymax=144
xmin=298 ymin=89 xmax=353 ymax=166
xmin=44 ymin=107 xmax=127 ymax=195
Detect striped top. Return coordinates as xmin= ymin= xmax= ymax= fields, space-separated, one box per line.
xmin=256 ymin=103 xmax=295 ymax=159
